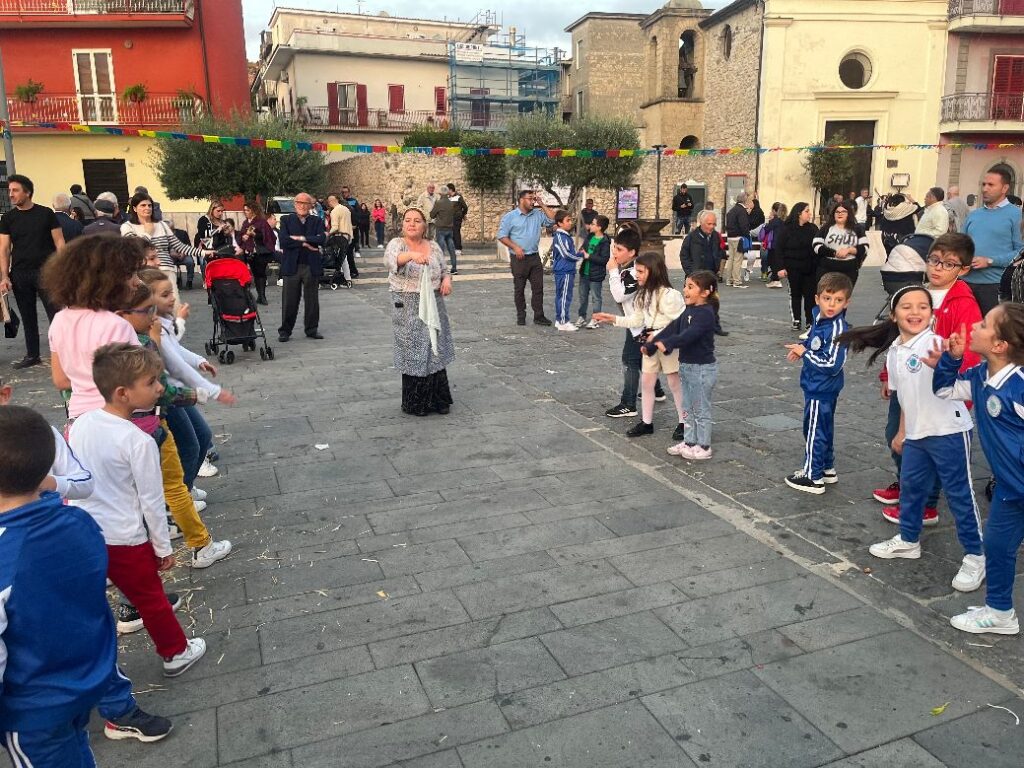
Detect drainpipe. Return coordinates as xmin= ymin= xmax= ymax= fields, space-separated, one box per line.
xmin=753 ymin=0 xmax=766 ymax=193
xmin=196 ymin=0 xmax=214 ymax=114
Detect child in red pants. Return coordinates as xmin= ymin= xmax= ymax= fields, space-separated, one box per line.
xmin=69 ymin=343 xmax=206 ymax=677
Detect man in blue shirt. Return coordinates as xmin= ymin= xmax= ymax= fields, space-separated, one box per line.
xmin=278 ymin=192 xmax=327 ymax=343
xmin=963 ymin=168 xmax=1024 ymax=315
xmin=497 ymin=190 xmax=558 ymax=326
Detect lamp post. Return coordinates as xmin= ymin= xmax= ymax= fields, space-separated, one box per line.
xmin=652 ymin=144 xmax=667 ymax=219
xmin=0 ymin=47 xmax=15 ymax=175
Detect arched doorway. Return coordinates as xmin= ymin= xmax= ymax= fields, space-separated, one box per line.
xmin=680 ymin=135 xmax=700 ymax=150
xmin=678 ymin=31 xmax=697 ymax=98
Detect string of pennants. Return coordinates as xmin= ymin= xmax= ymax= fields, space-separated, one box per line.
xmin=4 ymin=121 xmax=1023 ymax=156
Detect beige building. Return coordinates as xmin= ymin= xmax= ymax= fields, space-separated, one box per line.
xmin=937 ymin=0 xmax=1024 ymax=200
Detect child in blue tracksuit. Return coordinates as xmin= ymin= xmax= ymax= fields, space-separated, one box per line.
xmin=0 ymin=403 xmax=171 ymax=767
xmin=551 ymin=210 xmax=582 ymax=330
xmin=931 ymin=302 xmax=1024 ymax=634
xmin=783 ymin=272 xmax=852 ymax=494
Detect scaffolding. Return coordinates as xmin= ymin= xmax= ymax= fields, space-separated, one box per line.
xmin=448 ymin=27 xmax=562 ymax=132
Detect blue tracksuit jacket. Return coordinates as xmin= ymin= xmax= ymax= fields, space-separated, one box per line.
xmin=551 ymin=229 xmax=581 ymax=274
xmin=800 ymin=307 xmax=849 ymax=398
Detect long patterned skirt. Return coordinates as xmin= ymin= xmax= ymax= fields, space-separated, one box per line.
xmin=391 ymin=290 xmax=456 ymax=416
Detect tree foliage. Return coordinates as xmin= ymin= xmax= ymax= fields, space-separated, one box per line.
xmin=801 ymin=132 xmax=856 ymax=215
xmin=154 ymin=114 xmax=327 ymax=202
xmin=402 ymin=126 xmax=508 ymax=194
xmin=504 ymin=113 xmax=643 ymax=212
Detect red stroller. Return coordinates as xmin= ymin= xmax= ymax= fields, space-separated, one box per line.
xmin=203 ymin=257 xmax=274 ymax=363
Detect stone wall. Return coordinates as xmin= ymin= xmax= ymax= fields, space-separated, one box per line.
xmin=568 ymin=17 xmax=647 ymax=126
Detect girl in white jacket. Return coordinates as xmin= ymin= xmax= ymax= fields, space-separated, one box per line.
xmin=595 ymin=253 xmax=686 ymax=437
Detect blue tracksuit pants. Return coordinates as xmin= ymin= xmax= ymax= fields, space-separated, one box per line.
xmin=2 ymin=664 xmax=136 ymax=768
xmin=802 ymin=396 xmax=836 ymax=481
xmin=898 ymin=432 xmax=982 ymax=555
xmin=984 ymin=496 xmax=1024 ymax=611
xmin=554 ymin=272 xmax=574 ymax=325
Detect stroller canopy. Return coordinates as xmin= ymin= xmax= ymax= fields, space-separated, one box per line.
xmin=204 ymin=257 xmax=253 ymax=289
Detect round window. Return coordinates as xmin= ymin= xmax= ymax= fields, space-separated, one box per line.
xmin=839 ymin=52 xmax=872 ymax=90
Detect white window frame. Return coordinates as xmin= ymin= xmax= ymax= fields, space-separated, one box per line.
xmin=72 ymin=48 xmax=117 ymax=125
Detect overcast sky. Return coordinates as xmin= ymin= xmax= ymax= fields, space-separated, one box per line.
xmin=243 ymin=0 xmax=730 ymax=59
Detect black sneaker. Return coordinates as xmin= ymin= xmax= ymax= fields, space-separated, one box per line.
xmin=278 ymin=333 xmax=291 ymax=343
xmin=104 ymin=706 xmax=173 ymax=743
xmin=785 ymin=473 xmax=826 ymax=495
xmin=605 ymin=404 xmax=638 ymax=418
xmin=715 ymin=328 xmax=730 ymax=337
xmin=167 ymin=516 xmax=183 ymax=541
xmin=116 ymin=594 xmax=182 ymax=635
xmin=516 ymin=318 xmax=527 ymax=326
xmin=11 ymin=356 xmax=41 ymax=370
xmin=450 ymin=269 xmax=459 ymax=275
xmin=672 ymin=423 xmax=686 ymax=441
xmin=534 ymin=316 xmax=553 ymax=326
xmin=626 ymin=421 xmax=654 ymax=438
xmin=791 ymin=320 xmax=801 ymax=332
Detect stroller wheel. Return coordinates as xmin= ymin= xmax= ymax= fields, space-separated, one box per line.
xmin=331 ymin=283 xmax=339 ymax=291
xmin=218 ymin=351 xmax=226 ymax=364
xmin=205 ymin=343 xmax=213 ymax=356
xmin=266 ymin=347 xmax=275 ymax=360
xmin=225 ymin=350 xmax=235 ymax=365
xmin=259 ymin=347 xmax=267 ymax=361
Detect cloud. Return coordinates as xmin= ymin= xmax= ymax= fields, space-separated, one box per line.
xmin=243 ymin=0 xmax=729 ymax=59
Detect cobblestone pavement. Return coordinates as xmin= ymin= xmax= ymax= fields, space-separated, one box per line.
xmin=5 ymin=248 xmax=1024 ymax=767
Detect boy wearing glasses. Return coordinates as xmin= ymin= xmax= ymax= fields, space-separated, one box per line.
xmin=873 ymin=233 xmax=983 ymax=525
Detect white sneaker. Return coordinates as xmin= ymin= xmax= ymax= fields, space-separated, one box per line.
xmin=193 ymin=499 xmax=207 ymax=514
xmin=557 ymin=322 xmax=578 ymax=332
xmin=276 ymin=279 xmax=284 ymax=287
xmin=952 ymin=554 xmax=986 ymax=592
xmin=191 ymin=486 xmax=207 ymax=502
xmin=798 ymin=329 xmax=810 ymax=341
xmin=163 ymin=637 xmax=206 ymax=677
xmin=688 ymin=446 xmax=713 ymax=460
xmin=574 ymin=317 xmax=586 ymax=328
xmin=585 ymin=319 xmax=601 ymax=330
xmin=767 ymin=281 xmax=784 ymax=289
xmin=166 ymin=516 xmax=183 ymax=541
xmin=822 ymin=468 xmax=838 ymax=485
xmin=197 ymin=458 xmax=219 ymax=478
xmin=455 ymin=249 xmax=463 ymax=257
xmin=667 ymin=442 xmax=689 ymax=456
xmin=869 ymin=534 xmax=922 ymax=560
xmin=192 ymin=540 xmax=232 ymax=569
xmin=950 ymin=605 xmax=1020 ymax=635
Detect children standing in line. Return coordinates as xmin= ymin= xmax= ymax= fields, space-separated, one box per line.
xmin=594 ymin=252 xmax=687 ymax=439
xmin=69 ymin=343 xmax=207 ymax=677
xmin=552 ymin=210 xmax=582 ymax=332
xmin=604 ymin=225 xmax=666 ymax=419
xmin=783 ymin=272 xmax=852 ymax=494
xmin=929 ymin=303 xmax=1024 ymax=633
xmin=842 ymin=286 xmax=984 ymax=593
xmin=575 ymin=214 xmax=611 ymax=329
xmin=652 ymin=270 xmax=720 ymax=460
xmin=873 ymin=233 xmax=982 ymax=525
xmin=0 ymin=406 xmax=173 ymax=766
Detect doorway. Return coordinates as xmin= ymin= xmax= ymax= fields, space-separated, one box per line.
xmin=82 ymin=159 xmax=129 ymax=209
xmin=824 ymin=120 xmax=875 ymax=196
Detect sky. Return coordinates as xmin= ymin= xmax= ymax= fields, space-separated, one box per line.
xmin=242 ymin=0 xmax=731 ymax=59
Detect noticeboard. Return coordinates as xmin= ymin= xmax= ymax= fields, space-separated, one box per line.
xmin=616 ymin=186 xmax=640 ymax=221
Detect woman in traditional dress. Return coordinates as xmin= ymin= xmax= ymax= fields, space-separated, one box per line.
xmin=384 ymin=207 xmax=455 ymax=415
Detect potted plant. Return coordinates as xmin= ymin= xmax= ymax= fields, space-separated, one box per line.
xmin=14 ymin=79 xmax=43 ymax=104
xmin=121 ymin=83 xmax=148 ymax=104
xmin=173 ymin=88 xmax=200 ymax=108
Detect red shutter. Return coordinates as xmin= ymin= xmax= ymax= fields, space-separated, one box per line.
xmin=388 ymin=85 xmax=405 ymax=114
xmin=356 ymin=84 xmax=368 ymax=127
xmin=327 ymin=82 xmax=339 ymax=126
xmin=992 ymin=57 xmax=1024 ymax=120
xmin=434 ymin=86 xmax=446 ymax=115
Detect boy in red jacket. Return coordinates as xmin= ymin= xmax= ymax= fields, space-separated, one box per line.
xmin=873 ymin=233 xmax=982 ymax=524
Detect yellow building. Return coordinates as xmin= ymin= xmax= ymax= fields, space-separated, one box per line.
xmin=755 ymin=0 xmax=949 ymax=206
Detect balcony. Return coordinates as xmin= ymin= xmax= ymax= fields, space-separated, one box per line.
xmin=6 ymin=92 xmax=204 ymax=128
xmin=284 ymin=107 xmax=448 ymax=133
xmin=0 ymin=0 xmax=195 ymax=28
xmin=940 ymin=91 xmax=1024 ymax=133
xmin=948 ymin=0 xmax=1024 ymax=33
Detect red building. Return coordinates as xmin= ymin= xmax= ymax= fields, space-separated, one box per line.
xmin=0 ymin=0 xmax=249 ymax=209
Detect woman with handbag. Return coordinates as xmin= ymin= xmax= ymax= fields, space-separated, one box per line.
xmin=385 ymin=207 xmax=455 ymax=416
xmin=237 ymin=201 xmax=277 ymax=305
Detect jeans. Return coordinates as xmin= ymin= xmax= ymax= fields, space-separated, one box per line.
xmin=10 ymin=268 xmax=56 ymax=359
xmin=983 ymin=496 xmax=1024 ymax=610
xmin=885 ymin=396 xmax=941 ymax=508
xmin=375 ymin=220 xmax=385 ymax=246
xmin=453 ymin=218 xmax=464 ymax=251
xmin=510 ymin=253 xmax=544 ymax=321
xmin=436 ymin=228 xmax=457 ymax=271
xmin=681 ymin=362 xmax=718 ymax=446
xmin=577 ymin=276 xmax=603 ymax=319
xmin=620 ymin=330 xmax=663 ymax=408
xmin=172 ymin=254 xmax=195 ymax=285
xmin=165 ymin=404 xmax=213 ymax=490
xmin=554 ymin=272 xmax=574 ymax=324
xmin=673 ymin=213 xmax=691 ymax=235
xmin=280 ymin=262 xmax=320 ymax=335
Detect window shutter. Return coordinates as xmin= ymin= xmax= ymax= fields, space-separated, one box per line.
xmin=388 ymin=85 xmax=405 ymax=113
xmin=327 ymin=82 xmax=339 ymax=125
xmin=356 ymin=84 xmax=368 ymax=126
xmin=992 ymin=57 xmax=1024 ymax=120
xmin=434 ymin=86 xmax=446 ymax=115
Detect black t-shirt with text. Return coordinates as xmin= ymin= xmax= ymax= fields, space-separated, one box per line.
xmin=0 ymin=204 xmax=60 ymax=273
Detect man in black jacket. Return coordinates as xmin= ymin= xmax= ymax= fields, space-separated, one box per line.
xmin=723 ymin=192 xmax=751 ymax=288
xmin=671 ymin=184 xmax=694 ymax=235
xmin=680 ymin=210 xmax=728 ymax=336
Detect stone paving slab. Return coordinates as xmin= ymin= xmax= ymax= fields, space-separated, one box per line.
xmin=4 ymin=268 xmax=1020 ymax=767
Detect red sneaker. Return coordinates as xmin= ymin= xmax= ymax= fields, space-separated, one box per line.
xmin=881 ymin=505 xmax=938 ymax=526
xmin=872 ymin=482 xmax=900 ymax=504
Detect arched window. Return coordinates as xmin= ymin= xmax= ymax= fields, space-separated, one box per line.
xmin=680 ymin=135 xmax=700 ymax=150
xmin=721 ymin=25 xmax=733 ymax=60
xmin=678 ymin=31 xmax=697 ymax=98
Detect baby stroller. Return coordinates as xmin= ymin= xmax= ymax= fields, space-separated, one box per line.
xmin=322 ymin=233 xmax=352 ymax=290
xmin=203 ymin=256 xmax=274 ymax=363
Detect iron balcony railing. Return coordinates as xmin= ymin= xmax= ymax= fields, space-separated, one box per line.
xmin=7 ymin=92 xmax=204 ymax=126
xmin=0 ymin=0 xmax=193 ymax=16
xmin=941 ymin=91 xmax=1024 ymax=122
xmin=284 ymin=106 xmax=447 ymax=132
xmin=948 ymin=0 xmax=1024 ymax=18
